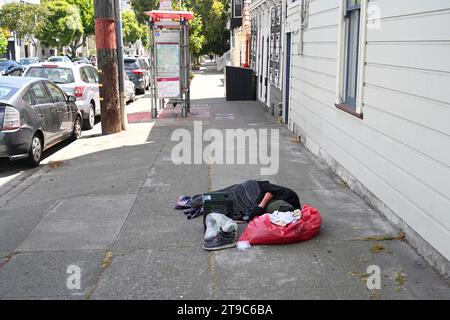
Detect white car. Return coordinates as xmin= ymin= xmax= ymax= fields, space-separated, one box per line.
xmin=124 ymin=73 xmax=136 ymax=103
xmin=23 ymin=62 xmax=100 ymax=129
xmin=47 ymin=56 xmax=72 ymax=63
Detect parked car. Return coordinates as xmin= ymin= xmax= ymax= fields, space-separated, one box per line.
xmin=124 ymin=73 xmax=136 ymax=103
xmin=47 ymin=56 xmax=71 ymax=63
xmin=18 ymin=57 xmax=41 ymax=74
xmin=124 ymin=56 xmax=150 ymax=94
xmin=72 ymin=57 xmax=91 ymax=65
xmin=0 ymin=77 xmax=82 ymax=167
xmin=19 ymin=57 xmax=41 ymax=66
xmin=0 ymin=60 xmax=25 ymax=76
xmin=23 ymin=62 xmax=100 ymax=130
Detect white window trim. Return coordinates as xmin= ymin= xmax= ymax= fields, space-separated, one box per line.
xmin=234 ymin=0 xmax=243 ymax=18
xmin=335 ymin=0 xmax=368 ymax=115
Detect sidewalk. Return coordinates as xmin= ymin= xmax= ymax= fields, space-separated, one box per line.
xmin=0 ymin=65 xmax=449 ymax=300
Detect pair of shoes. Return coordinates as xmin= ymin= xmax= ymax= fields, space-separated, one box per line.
xmin=203 ymin=228 xmax=237 ymax=251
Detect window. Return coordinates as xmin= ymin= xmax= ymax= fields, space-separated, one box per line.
xmin=343 ymin=0 xmax=361 ymax=109
xmin=86 ymin=67 xmax=99 ymax=83
xmin=80 ymin=67 xmax=90 ymax=83
xmin=45 ymin=82 xmax=66 ymax=103
xmin=30 ymin=83 xmax=52 ymax=105
xmin=25 ymin=67 xmax=75 ymax=84
xmin=234 ymin=0 xmax=243 ymax=18
xmin=22 ymin=90 xmax=35 ymax=105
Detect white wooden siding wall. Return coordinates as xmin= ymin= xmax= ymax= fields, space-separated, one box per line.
xmin=288 ymin=0 xmax=450 ymax=260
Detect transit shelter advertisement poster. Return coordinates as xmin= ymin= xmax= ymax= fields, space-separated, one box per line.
xmin=154 ymin=29 xmax=181 ymax=98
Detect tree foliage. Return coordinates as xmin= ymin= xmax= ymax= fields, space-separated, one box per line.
xmin=0 ymin=2 xmax=44 ymax=45
xmin=130 ymin=0 xmax=159 ymax=25
xmin=66 ymin=0 xmax=94 ymax=36
xmin=0 ymin=28 xmax=8 ymax=56
xmin=36 ymin=0 xmax=83 ymax=51
xmin=122 ymin=11 xmax=144 ymax=45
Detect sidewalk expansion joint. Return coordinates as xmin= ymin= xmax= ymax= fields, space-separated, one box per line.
xmin=208 ymin=252 xmax=217 ymax=300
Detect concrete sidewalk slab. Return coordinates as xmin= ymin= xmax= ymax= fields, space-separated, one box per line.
xmin=0 ymin=250 xmax=103 ymax=299
xmin=18 ymin=195 xmax=136 ymax=252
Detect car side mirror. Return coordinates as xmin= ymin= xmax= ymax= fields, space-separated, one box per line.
xmin=67 ymin=95 xmax=76 ymax=103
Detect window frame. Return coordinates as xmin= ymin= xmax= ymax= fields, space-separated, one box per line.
xmin=234 ymin=0 xmax=243 ymax=18
xmin=44 ymin=81 xmax=67 ymax=103
xmin=335 ymin=0 xmax=367 ymax=119
xmin=29 ymin=82 xmax=53 ymax=105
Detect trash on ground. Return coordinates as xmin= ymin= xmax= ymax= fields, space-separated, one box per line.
xmin=173 ymin=180 xmax=321 ymax=251
xmin=238 ymin=205 xmax=322 ymax=245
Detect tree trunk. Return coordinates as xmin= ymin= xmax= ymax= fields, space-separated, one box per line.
xmin=94 ymin=0 xmax=121 ymax=135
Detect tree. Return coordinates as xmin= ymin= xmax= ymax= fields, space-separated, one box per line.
xmin=66 ymin=0 xmax=94 ymax=56
xmin=122 ymin=11 xmax=143 ymax=45
xmin=196 ymin=0 xmax=230 ymax=56
xmin=0 ymin=29 xmax=8 ymax=56
xmin=0 ymin=2 xmax=44 ymax=52
xmin=36 ymin=0 xmax=84 ymax=55
xmin=130 ymin=0 xmax=159 ymax=25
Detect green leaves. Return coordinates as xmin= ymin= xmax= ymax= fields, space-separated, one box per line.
xmin=0 ymin=29 xmax=8 ymax=56
xmin=122 ymin=11 xmax=144 ymax=45
xmin=35 ymin=0 xmax=83 ymax=48
xmin=0 ymin=2 xmax=43 ymax=40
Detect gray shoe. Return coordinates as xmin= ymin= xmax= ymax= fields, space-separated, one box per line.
xmin=203 ymin=229 xmax=237 ymax=251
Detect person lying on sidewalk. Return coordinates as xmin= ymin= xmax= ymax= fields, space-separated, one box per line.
xmin=249 ymin=181 xmax=301 ymax=220
xmin=175 ymin=180 xmax=301 ymax=222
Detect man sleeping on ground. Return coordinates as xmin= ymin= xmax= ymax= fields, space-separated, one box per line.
xmin=177 ymin=180 xmax=301 ymax=222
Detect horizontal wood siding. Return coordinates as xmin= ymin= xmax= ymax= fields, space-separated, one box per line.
xmin=289 ymin=0 xmax=450 ymax=260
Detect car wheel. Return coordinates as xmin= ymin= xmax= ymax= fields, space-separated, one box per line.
xmin=72 ymin=116 xmax=82 ymax=140
xmin=27 ymin=134 xmax=42 ymax=167
xmin=83 ymin=104 xmax=95 ymax=130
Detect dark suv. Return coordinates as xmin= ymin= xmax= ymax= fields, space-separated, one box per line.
xmin=124 ymin=57 xmax=150 ymax=94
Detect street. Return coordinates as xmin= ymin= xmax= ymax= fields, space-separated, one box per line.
xmin=0 ymin=65 xmax=449 ymax=300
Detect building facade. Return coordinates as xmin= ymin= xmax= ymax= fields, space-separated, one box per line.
xmin=247 ymin=0 xmax=450 ymax=274
xmin=249 ymin=0 xmax=284 ymax=116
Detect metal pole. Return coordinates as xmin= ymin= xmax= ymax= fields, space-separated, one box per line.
xmin=114 ymin=0 xmax=127 ymax=130
xmin=150 ymin=21 xmax=158 ymax=119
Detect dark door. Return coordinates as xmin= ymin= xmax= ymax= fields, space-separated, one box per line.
xmin=265 ymin=37 xmax=269 ymax=103
xmin=29 ymin=82 xmax=60 ymax=145
xmin=44 ymin=81 xmax=72 ymax=135
xmin=285 ymin=33 xmax=292 ymax=124
xmin=259 ymin=36 xmax=264 ymax=99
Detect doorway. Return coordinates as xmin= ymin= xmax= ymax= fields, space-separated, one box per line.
xmin=284 ymin=33 xmax=292 ymax=124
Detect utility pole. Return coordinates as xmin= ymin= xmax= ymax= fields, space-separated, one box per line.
xmin=94 ymin=0 xmax=122 ymax=135
xmin=115 ymin=0 xmax=128 ymax=130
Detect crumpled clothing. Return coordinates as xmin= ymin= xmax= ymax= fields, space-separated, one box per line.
xmin=184 ymin=206 xmax=203 ymax=220
xmin=269 ymin=209 xmax=302 ymax=227
xmin=175 ymin=195 xmax=192 ymax=209
xmin=204 ymin=213 xmax=237 ymax=241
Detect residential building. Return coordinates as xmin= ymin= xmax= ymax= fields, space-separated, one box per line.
xmin=249 ymin=0 xmax=283 ymax=116
xmin=247 ymin=0 xmax=450 ymax=274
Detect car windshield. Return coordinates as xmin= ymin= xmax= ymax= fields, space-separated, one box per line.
xmin=124 ymin=60 xmax=140 ymax=70
xmin=20 ymin=59 xmax=36 ymax=65
xmin=25 ymin=67 xmax=75 ymax=84
xmin=0 ymin=85 xmax=17 ymax=100
xmin=48 ymin=57 xmax=66 ymax=62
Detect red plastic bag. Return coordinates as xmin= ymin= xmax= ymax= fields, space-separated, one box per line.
xmin=238 ymin=205 xmax=322 ymax=245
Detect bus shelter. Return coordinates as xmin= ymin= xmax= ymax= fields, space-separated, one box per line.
xmin=145 ymin=10 xmax=194 ymax=118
